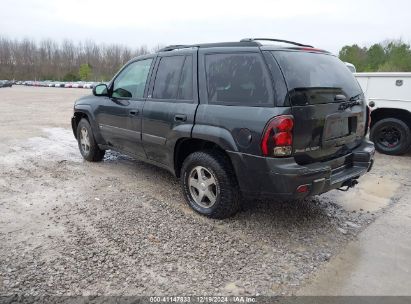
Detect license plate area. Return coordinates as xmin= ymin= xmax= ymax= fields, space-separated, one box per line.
xmin=324 ymin=117 xmax=350 ymax=140
xmin=322 ymin=114 xmax=358 ymax=148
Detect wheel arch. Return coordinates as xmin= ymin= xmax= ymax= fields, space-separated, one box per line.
xmin=173 ymin=137 xmax=236 ymax=178
xmin=371 ymin=108 xmax=411 ymax=130
xmin=72 ymin=105 xmax=104 ymax=144
xmin=72 ymin=111 xmax=91 ymax=138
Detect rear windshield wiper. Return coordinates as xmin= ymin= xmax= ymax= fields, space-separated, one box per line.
xmin=349 ymin=93 xmax=362 ymax=101
xmin=338 ymin=99 xmax=362 ymax=111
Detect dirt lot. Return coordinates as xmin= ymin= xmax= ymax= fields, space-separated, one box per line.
xmin=0 ymin=86 xmax=410 ymax=296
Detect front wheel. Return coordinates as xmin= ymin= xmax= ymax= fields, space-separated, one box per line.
xmin=181 ymin=151 xmax=240 ymax=219
xmin=370 ymin=118 xmax=411 ymax=155
xmin=76 ymin=118 xmax=105 ymax=161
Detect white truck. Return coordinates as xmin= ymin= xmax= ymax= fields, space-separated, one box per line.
xmin=354 ymin=72 xmax=411 ymax=155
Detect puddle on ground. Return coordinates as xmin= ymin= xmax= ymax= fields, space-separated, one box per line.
xmin=324 ymin=175 xmax=400 ymax=212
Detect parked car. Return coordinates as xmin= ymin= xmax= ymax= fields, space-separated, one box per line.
xmin=65 ymin=82 xmax=73 ymax=88
xmin=83 ymin=82 xmax=94 ymax=89
xmin=72 ymin=38 xmax=375 ymax=218
xmin=355 ymin=72 xmax=411 ymax=155
xmin=0 ymin=80 xmax=13 ymax=88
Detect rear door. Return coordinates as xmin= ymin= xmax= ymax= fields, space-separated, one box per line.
xmin=141 ymin=50 xmax=198 ymax=166
xmin=270 ymin=50 xmax=366 ymax=164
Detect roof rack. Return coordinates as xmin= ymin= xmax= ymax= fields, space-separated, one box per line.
xmin=157 ymin=38 xmax=313 ymax=53
xmin=157 ymin=41 xmax=260 ymax=52
xmin=240 ymin=38 xmax=314 ymax=48
xmin=157 ymin=45 xmax=193 ymax=52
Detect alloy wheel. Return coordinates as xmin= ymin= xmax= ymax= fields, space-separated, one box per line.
xmin=188 ymin=166 xmax=218 ymax=208
xmin=80 ymin=127 xmax=91 ymax=155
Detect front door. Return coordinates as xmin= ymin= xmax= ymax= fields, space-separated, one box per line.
xmin=96 ymin=57 xmax=154 ymax=157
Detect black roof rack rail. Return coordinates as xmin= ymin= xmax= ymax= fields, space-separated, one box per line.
xmin=240 ymin=38 xmax=314 ymax=48
xmin=158 ymin=41 xmax=262 ymax=52
xmin=157 ymin=45 xmax=195 ymax=52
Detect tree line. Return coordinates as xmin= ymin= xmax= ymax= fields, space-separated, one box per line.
xmin=339 ymin=39 xmax=411 ymax=72
xmin=1 ymin=37 xmax=411 ymax=81
xmin=0 ymin=37 xmax=160 ymax=81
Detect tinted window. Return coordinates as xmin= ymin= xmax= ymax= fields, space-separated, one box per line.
xmin=112 ymin=59 xmax=153 ymax=99
xmin=153 ymin=56 xmax=185 ymax=99
xmin=205 ymin=53 xmax=272 ymax=105
xmin=177 ymin=56 xmax=193 ymax=100
xmin=273 ymin=51 xmax=362 ymax=102
xmin=262 ymin=51 xmax=288 ymax=106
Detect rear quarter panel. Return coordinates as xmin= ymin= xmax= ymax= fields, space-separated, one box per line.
xmin=193 ymin=105 xmax=290 ymax=154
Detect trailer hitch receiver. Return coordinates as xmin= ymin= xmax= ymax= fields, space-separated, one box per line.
xmin=337 ymin=179 xmax=359 ymax=192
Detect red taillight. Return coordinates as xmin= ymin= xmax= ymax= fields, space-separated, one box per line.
xmin=296 ymin=184 xmax=310 ymax=193
xmin=274 ymin=132 xmax=292 ymax=146
xmin=261 ymin=115 xmax=294 ymax=157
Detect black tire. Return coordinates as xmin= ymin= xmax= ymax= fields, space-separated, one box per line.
xmin=76 ymin=118 xmax=105 ymax=162
xmin=370 ymin=118 xmax=411 ymax=155
xmin=181 ymin=150 xmax=240 ymax=219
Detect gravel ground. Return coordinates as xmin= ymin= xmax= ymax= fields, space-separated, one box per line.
xmin=0 ymin=86 xmax=410 ymax=296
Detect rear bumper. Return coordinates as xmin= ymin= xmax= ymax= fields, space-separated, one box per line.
xmin=228 ymin=140 xmax=375 ymax=200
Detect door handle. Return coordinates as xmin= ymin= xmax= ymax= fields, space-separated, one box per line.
xmin=174 ymin=114 xmax=187 ymax=122
xmin=129 ymin=109 xmax=139 ymax=116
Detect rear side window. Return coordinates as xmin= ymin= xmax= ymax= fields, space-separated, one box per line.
xmin=152 ymin=55 xmax=193 ymax=100
xmin=205 ymin=53 xmax=273 ymax=106
xmin=273 ymin=51 xmax=362 ymax=104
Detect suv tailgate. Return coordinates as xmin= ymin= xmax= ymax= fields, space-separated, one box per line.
xmin=272 ymin=50 xmax=367 ymax=164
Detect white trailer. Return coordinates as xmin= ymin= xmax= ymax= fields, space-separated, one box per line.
xmin=354 ymin=72 xmax=411 ymax=155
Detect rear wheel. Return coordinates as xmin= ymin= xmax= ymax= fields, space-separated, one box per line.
xmin=181 ymin=151 xmax=240 ymax=219
xmin=76 ymin=118 xmax=105 ymax=161
xmin=370 ymin=118 xmax=411 ymax=155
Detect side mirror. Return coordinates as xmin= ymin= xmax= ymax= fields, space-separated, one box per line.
xmin=93 ymin=83 xmax=108 ymax=96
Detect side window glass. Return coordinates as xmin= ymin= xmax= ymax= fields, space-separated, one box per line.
xmin=153 ymin=56 xmax=185 ymax=99
xmin=205 ymin=53 xmax=273 ymax=105
xmin=112 ymin=59 xmax=153 ymax=99
xmin=177 ymin=56 xmax=193 ymax=100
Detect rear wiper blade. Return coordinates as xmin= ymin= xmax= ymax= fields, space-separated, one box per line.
xmin=338 ymin=100 xmax=362 ymax=110
xmin=349 ymin=93 xmax=362 ymax=101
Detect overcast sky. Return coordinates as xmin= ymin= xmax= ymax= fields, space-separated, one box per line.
xmin=1 ymin=0 xmax=411 ymax=54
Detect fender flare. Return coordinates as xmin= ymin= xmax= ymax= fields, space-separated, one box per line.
xmin=72 ymin=105 xmax=104 ymax=143
xmin=191 ymin=124 xmax=239 ymax=152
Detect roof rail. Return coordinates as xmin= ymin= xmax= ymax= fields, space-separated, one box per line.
xmin=157 ymin=45 xmax=196 ymax=52
xmin=157 ymin=41 xmax=260 ymax=52
xmin=240 ymin=38 xmax=314 ymax=48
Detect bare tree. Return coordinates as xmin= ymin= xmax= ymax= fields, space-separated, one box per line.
xmin=0 ymin=37 xmax=154 ymax=81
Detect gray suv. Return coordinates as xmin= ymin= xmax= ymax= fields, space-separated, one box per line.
xmin=71 ymin=38 xmax=375 ymax=218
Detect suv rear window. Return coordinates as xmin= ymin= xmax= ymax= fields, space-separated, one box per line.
xmin=272 ymin=51 xmax=362 ymax=105
xmin=205 ymin=53 xmax=273 ymax=106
